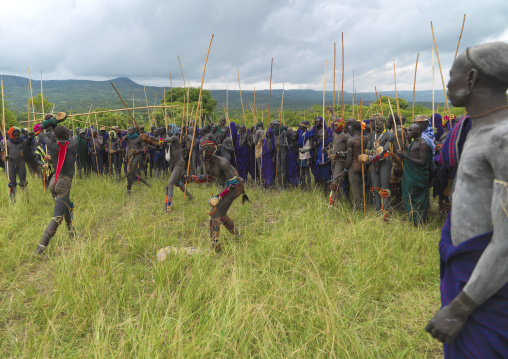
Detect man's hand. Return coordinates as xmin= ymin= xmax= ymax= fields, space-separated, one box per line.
xmin=139 ymin=133 xmax=148 ymax=141
xmin=322 ymin=149 xmax=328 ymax=154
xmin=425 ymin=291 xmax=478 ymax=344
xmin=183 ymin=175 xmax=193 ymax=183
xmin=42 ymin=163 xmax=49 ymax=170
xmin=396 ymin=151 xmax=405 ymax=158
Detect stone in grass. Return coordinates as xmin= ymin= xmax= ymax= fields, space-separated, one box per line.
xmin=156 ymin=246 xmax=204 ymax=262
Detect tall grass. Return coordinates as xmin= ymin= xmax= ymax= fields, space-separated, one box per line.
xmin=0 ymin=174 xmax=444 ymax=357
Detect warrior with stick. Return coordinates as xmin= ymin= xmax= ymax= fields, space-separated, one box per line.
xmin=33 ymin=113 xmax=78 ymax=258
xmin=160 ymin=124 xmax=194 ymax=213
xmin=365 ymin=114 xmax=395 ymax=219
xmin=184 ymin=141 xmax=249 ymax=253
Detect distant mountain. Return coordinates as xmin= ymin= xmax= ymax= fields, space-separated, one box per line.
xmin=0 ymin=75 xmax=448 ymax=114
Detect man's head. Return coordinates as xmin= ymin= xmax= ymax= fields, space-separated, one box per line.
xmin=256 ymin=121 xmax=264 ymax=130
xmin=352 ymin=120 xmax=362 ymax=134
xmin=100 ymin=127 xmax=106 ymax=135
xmin=387 ymin=114 xmax=401 ymax=129
xmin=150 ymin=125 xmax=156 ymax=133
xmin=79 ymin=129 xmax=86 ymax=137
xmin=413 ymin=115 xmax=430 ymax=132
xmin=332 ymin=118 xmax=345 ymax=133
xmin=407 ymin=123 xmax=423 ymax=140
xmin=221 ymin=127 xmax=230 ymax=139
xmin=54 ymin=125 xmax=70 ymax=141
xmin=92 ymin=129 xmax=98 ymax=137
xmin=299 ymin=120 xmax=310 ymax=132
xmin=272 ymin=121 xmax=280 ymax=134
xmin=314 ymin=117 xmax=323 ymax=128
xmin=200 ymin=140 xmax=217 ymax=160
xmin=168 ymin=124 xmax=180 ymax=137
xmin=291 ymin=131 xmax=299 ymax=142
xmin=220 ymin=117 xmax=226 ymax=126
xmin=211 ymin=124 xmax=218 ymax=133
xmin=8 ymin=127 xmax=21 ymax=140
xmin=371 ymin=114 xmax=386 ymax=132
xmin=128 ymin=127 xmax=136 ymax=136
xmin=448 ymin=42 xmax=508 ymax=107
xmin=238 ymin=125 xmax=246 ymax=134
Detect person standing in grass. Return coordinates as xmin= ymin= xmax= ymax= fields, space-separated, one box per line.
xmin=33 ymin=113 xmax=78 ymax=258
xmin=425 ymin=42 xmax=508 ymax=356
xmin=184 ymin=141 xmax=249 ymax=253
xmin=396 ymin=123 xmax=432 ymax=226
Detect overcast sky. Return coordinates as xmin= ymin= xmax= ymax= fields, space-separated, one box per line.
xmin=1 ymin=0 xmax=507 ymax=93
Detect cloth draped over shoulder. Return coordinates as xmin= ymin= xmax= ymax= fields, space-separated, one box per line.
xmin=230 ymin=122 xmax=249 ymax=179
xmin=437 ymin=116 xmax=471 ymax=170
xmin=401 ymin=140 xmax=432 ymax=225
xmin=286 ymin=135 xmax=300 ymax=187
xmin=439 ymin=214 xmax=508 ymax=358
xmin=262 ymin=129 xmax=276 ymax=186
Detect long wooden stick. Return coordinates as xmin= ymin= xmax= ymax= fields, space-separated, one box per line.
xmin=392 ymin=60 xmax=401 ymax=119
xmin=322 ymin=60 xmax=327 ymax=163
xmin=454 ymin=14 xmax=467 ymax=61
xmin=237 ymin=63 xmax=247 ymax=127
xmin=111 ymin=83 xmax=142 ymax=133
xmin=358 ymin=99 xmax=366 ymax=216
xmin=28 ymin=67 xmax=36 ymax=130
xmin=40 ymin=71 xmax=45 ymax=117
xmin=432 ymin=47 xmax=435 ymax=129
xmin=184 ymin=34 xmax=214 ymax=198
xmin=412 ymin=53 xmax=419 ymax=121
xmin=352 ymin=70 xmax=355 ymax=120
xmin=280 ymin=82 xmax=285 ymax=126
xmin=1 ymin=76 xmax=8 ymax=181
xmin=430 ymin=22 xmax=450 ymax=116
xmin=341 ymin=33 xmax=344 ymax=120
xmin=267 ymin=58 xmax=273 ymax=124
xmin=333 ymin=42 xmax=336 ymax=117
xmin=387 ymin=97 xmax=401 ymax=150
xmin=178 ymin=56 xmax=186 ymax=88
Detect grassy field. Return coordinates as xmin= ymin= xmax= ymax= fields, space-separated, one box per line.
xmin=0 ymin=174 xmax=445 ymax=358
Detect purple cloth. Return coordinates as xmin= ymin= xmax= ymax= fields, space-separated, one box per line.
xmin=262 ymin=129 xmax=276 ymax=186
xmin=287 ymin=145 xmax=300 ymax=186
xmin=432 ymin=113 xmax=444 ymax=142
xmin=439 ymin=214 xmax=508 ymax=358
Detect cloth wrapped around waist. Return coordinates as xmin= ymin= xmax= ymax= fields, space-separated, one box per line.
xmin=439 ymin=213 xmax=508 ymax=358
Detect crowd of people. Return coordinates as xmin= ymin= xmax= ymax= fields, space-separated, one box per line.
xmin=0 ymin=110 xmax=461 ymax=223
xmin=1 ymin=41 xmax=508 ymax=355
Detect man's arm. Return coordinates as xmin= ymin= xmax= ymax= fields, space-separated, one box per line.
xmin=219 ymin=158 xmax=236 ymax=180
xmin=37 ymin=132 xmax=58 ymax=153
xmin=398 ymin=140 xmax=428 ymax=166
xmin=345 ymin=138 xmax=353 ymax=170
xmin=426 ymin=132 xmax=508 ymax=344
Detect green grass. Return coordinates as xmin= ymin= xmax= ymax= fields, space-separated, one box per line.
xmin=0 ymin=174 xmax=444 ymax=358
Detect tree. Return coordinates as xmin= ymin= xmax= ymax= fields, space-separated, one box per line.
xmin=163 ymin=87 xmax=217 ymax=115
xmin=27 ymin=93 xmax=54 ymax=115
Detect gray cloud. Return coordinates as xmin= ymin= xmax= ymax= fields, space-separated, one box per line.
xmin=1 ymin=0 xmax=507 ymax=93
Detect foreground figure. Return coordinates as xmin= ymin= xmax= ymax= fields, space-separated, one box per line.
xmin=33 ymin=114 xmax=78 ymax=258
xmin=425 ymin=42 xmax=508 ymax=357
xmin=184 ymin=141 xmax=249 ymax=253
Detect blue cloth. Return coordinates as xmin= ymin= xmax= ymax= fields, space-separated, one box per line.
xmin=432 ymin=113 xmax=444 ymax=142
xmin=439 ymin=214 xmax=508 ymax=358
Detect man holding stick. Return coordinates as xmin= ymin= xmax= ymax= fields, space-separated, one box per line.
xmin=33 ymin=113 xmax=78 ymax=258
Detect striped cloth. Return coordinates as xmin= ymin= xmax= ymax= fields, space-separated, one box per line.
xmin=439 ymin=214 xmax=508 ymax=358
xmin=437 ymin=116 xmax=471 ymax=170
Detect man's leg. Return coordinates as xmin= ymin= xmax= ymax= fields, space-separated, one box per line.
xmin=7 ymin=161 xmax=17 ymax=202
xmin=371 ymin=164 xmax=382 ymax=212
